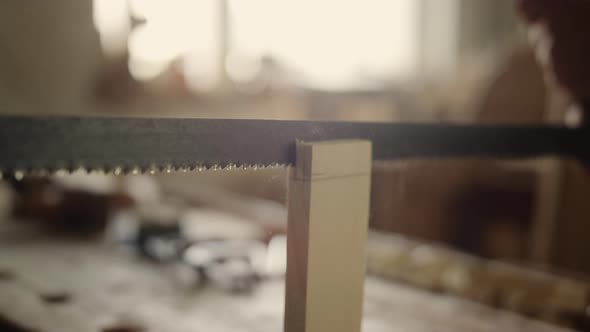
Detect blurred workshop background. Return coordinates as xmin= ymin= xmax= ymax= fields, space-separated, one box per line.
xmin=1 ymin=1 xmax=590 ymax=331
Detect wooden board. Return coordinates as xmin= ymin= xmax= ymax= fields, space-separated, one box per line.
xmin=285 ymin=140 xmax=372 ymax=332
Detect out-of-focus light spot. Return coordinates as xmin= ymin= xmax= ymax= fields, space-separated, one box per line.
xmin=183 ymin=246 xmax=214 ymax=266
xmin=127 ymin=24 xmax=176 ymax=81
xmin=248 ymin=242 xmax=268 ymax=276
xmin=183 ymin=52 xmax=220 ymax=93
xmin=13 ymin=171 xmax=24 ymax=181
xmin=92 ymin=0 xmax=130 ymax=57
xmin=128 ymin=0 xmax=219 ymax=84
xmin=565 ymin=104 xmax=583 ymax=128
xmin=265 ymin=235 xmax=287 ymax=276
xmin=128 ymin=58 xmax=169 ymax=81
xmin=53 ymin=171 xmax=117 ymax=195
xmin=225 ymin=53 xmax=262 ymax=84
xmin=527 ymin=23 xmax=552 ymax=70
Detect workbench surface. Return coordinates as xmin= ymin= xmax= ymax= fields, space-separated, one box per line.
xmin=0 ymin=227 xmax=572 ymax=332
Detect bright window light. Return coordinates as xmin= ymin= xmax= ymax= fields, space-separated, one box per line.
xmin=93 ymin=0 xmax=420 ymax=89
xmin=93 ymin=0 xmax=130 ymax=57
xmin=229 ymin=0 xmax=420 ymax=89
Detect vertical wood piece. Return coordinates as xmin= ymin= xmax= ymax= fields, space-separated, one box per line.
xmin=285 ymin=140 xmax=372 ymax=332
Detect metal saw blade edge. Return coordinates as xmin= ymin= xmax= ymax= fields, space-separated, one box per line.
xmin=0 ymin=116 xmax=587 ymax=178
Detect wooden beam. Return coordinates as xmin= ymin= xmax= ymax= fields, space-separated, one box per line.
xmin=285 ymin=140 xmax=372 ymax=332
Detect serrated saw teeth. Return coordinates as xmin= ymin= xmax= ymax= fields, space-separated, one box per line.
xmin=0 ymin=163 xmax=289 ymax=180
xmin=1 ymin=116 xmax=588 ymax=175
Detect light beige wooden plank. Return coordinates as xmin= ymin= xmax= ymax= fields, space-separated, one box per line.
xmin=285 ymin=140 xmax=371 ymax=332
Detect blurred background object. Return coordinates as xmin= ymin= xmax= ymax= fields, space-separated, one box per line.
xmin=2 ymin=1 xmax=590 ymax=331
xmin=0 ymin=0 xmax=527 ymax=121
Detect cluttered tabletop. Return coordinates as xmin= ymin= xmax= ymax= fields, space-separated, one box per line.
xmin=0 ymin=223 xmax=570 ymax=332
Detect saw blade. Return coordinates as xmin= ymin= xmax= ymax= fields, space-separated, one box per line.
xmin=0 ymin=116 xmax=587 ymax=177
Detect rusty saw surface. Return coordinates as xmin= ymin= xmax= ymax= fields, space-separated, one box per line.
xmin=0 ymin=116 xmax=588 ymax=175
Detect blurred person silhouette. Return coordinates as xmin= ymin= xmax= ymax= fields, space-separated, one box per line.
xmin=516 ymin=0 xmax=590 ymax=125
